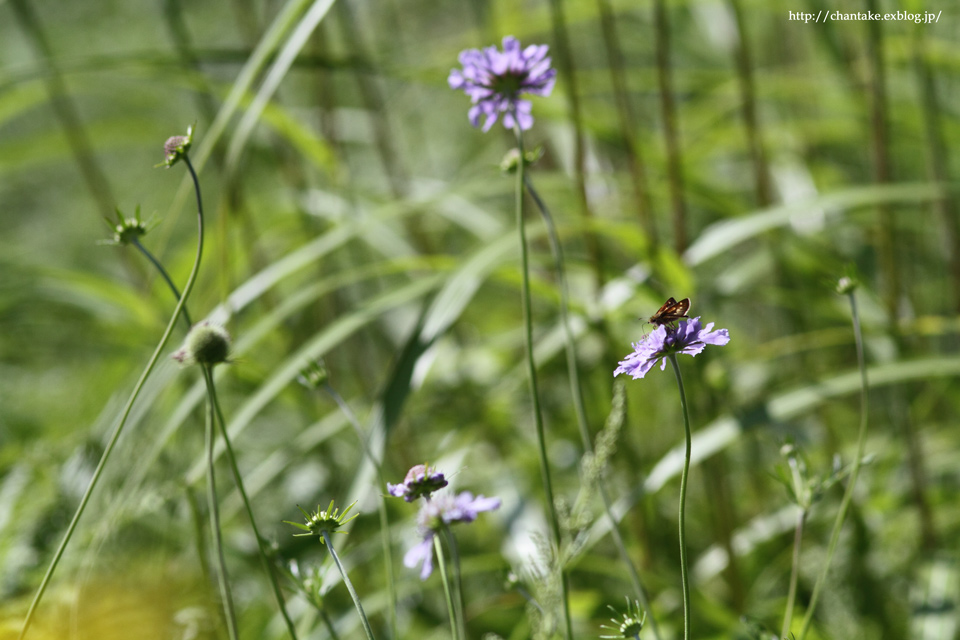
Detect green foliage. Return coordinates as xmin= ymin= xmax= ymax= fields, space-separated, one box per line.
xmin=1 ymin=0 xmax=959 ymax=638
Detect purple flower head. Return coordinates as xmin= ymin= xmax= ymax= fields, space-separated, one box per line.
xmin=448 ymin=36 xmax=556 ymax=132
xmin=387 ymin=464 xmax=448 ymax=502
xmin=614 ymin=317 xmax=730 ymax=380
xmin=403 ymin=491 xmax=501 ymax=580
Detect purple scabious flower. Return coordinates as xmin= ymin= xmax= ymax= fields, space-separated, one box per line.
xmin=387 ymin=464 xmax=448 ymax=502
xmin=448 ymin=36 xmax=556 ymax=132
xmin=404 ymin=491 xmax=501 ymax=580
xmin=614 ymin=317 xmax=730 ymax=380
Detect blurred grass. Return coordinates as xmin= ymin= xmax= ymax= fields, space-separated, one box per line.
xmin=2 ymin=0 xmax=960 ymax=638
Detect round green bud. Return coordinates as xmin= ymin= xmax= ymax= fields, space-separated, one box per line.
xmin=173 ymin=321 xmax=231 ymax=366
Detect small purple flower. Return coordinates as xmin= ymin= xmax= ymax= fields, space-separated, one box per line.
xmin=614 ymin=317 xmax=730 ymax=380
xmin=387 ymin=464 xmax=449 ymax=502
xmin=448 ymin=36 xmax=556 ymax=132
xmin=403 ymin=491 xmax=501 ymax=580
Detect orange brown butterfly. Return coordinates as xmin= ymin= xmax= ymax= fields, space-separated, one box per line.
xmin=646 ymin=296 xmax=691 ymax=327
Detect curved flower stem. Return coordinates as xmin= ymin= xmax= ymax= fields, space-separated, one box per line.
xmin=203 ymin=366 xmax=300 ymax=640
xmin=433 ymin=533 xmax=461 ymax=640
xmin=798 ymin=290 xmax=870 ymax=639
xmin=667 ymin=354 xmax=692 ymax=640
xmin=322 ymin=531 xmax=377 ymax=640
xmin=442 ymin=525 xmax=467 ymax=640
xmin=781 ymin=507 xmax=806 ymax=639
xmin=131 ymin=236 xmax=193 ymax=329
xmin=18 ymin=153 xmax=205 ymax=640
xmin=324 ymin=383 xmax=397 ymax=638
xmin=513 ymin=124 xmax=573 ymax=640
xmin=524 ymin=177 xmax=662 ymax=640
xmin=205 ymin=379 xmax=240 ymax=640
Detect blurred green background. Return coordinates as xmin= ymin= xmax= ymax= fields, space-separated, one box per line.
xmin=1 ymin=0 xmax=959 ymax=638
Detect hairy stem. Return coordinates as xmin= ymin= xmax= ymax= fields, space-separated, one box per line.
xmin=323 ymin=531 xmax=376 ymax=640
xmin=513 ymin=125 xmax=573 ymax=640
xmin=206 ymin=381 xmax=240 ymax=640
xmin=667 ymin=354 xmax=692 ymax=640
xmin=524 ymin=176 xmax=661 ymax=639
xmin=781 ymin=508 xmax=806 ymax=639
xmin=204 ymin=366 xmax=300 ymax=639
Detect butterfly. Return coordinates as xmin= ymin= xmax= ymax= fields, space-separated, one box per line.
xmin=647 ymin=296 xmax=690 ymax=326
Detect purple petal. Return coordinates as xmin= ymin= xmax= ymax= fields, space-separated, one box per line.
xmin=404 ymin=536 xmax=436 ymax=580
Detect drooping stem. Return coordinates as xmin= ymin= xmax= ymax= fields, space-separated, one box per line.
xmin=513 ymin=125 xmax=573 ymax=640
xmin=798 ymin=290 xmax=870 ymax=639
xmin=323 ymin=383 xmax=397 ymax=638
xmin=524 ymin=176 xmax=661 ymax=640
xmin=322 ymin=531 xmax=377 ymax=640
xmin=131 ymin=237 xmax=193 ymax=329
xmin=667 ymin=354 xmax=692 ymax=640
xmin=434 ymin=533 xmax=462 ymax=640
xmin=205 ymin=380 xmax=240 ymax=640
xmin=203 ymin=366 xmax=300 ymax=639
xmin=781 ymin=507 xmax=806 ymax=639
xmin=18 ymin=151 xmax=205 ymax=640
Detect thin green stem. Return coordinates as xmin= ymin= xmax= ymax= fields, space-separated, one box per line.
xmin=667 ymin=354 xmax=692 ymax=640
xmin=781 ymin=508 xmax=806 ymax=639
xmin=524 ymin=177 xmax=661 ymax=640
xmin=322 ymin=531 xmax=377 ymax=640
xmin=206 ymin=381 xmax=240 ymax=640
xmin=443 ymin=525 xmax=467 ymax=640
xmin=131 ymin=237 xmax=193 ymax=329
xmin=798 ymin=291 xmax=870 ymax=639
xmin=513 ymin=125 xmax=573 ymax=640
xmin=203 ymin=366 xmax=300 ymax=639
xmin=18 ymin=152 xmax=205 ymax=640
xmin=323 ymin=383 xmax=396 ymax=639
xmin=433 ymin=533 xmax=461 ymax=640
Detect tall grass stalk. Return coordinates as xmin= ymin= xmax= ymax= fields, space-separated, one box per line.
xmin=797 ymin=287 xmax=870 ymax=639
xmin=666 ymin=354 xmax=693 ymax=640
xmin=204 ymin=374 xmax=240 ymax=640
xmin=204 ymin=366 xmax=301 ymax=639
xmin=513 ymin=125 xmax=573 ymax=640
xmin=653 ymin=0 xmax=688 ymax=253
xmin=18 ymin=154 xmax=206 ymax=640
xmin=524 ymin=177 xmax=661 ymax=640
xmin=595 ymin=0 xmax=658 ymax=249
xmin=546 ymin=0 xmax=601 ymax=283
xmin=321 ymin=531 xmax=377 ymax=640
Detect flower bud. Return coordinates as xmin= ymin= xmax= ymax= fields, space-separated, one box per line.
xmin=173 ymin=321 xmax=231 ymax=366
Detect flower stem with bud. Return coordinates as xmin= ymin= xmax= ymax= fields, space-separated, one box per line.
xmin=19 ymin=129 xmax=204 ymax=640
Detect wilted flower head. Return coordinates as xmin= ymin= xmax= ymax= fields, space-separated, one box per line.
xmin=159 ymin=125 xmax=193 ymax=168
xmin=172 ymin=321 xmax=231 ymax=367
xmin=600 ymin=598 xmax=647 ymax=639
xmin=614 ymin=317 xmax=730 ymax=380
xmin=286 ymin=499 xmax=358 ymax=544
xmin=448 ymin=36 xmax=556 ymax=132
xmin=387 ymin=464 xmax=448 ymax=502
xmin=403 ymin=491 xmax=501 ymax=580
